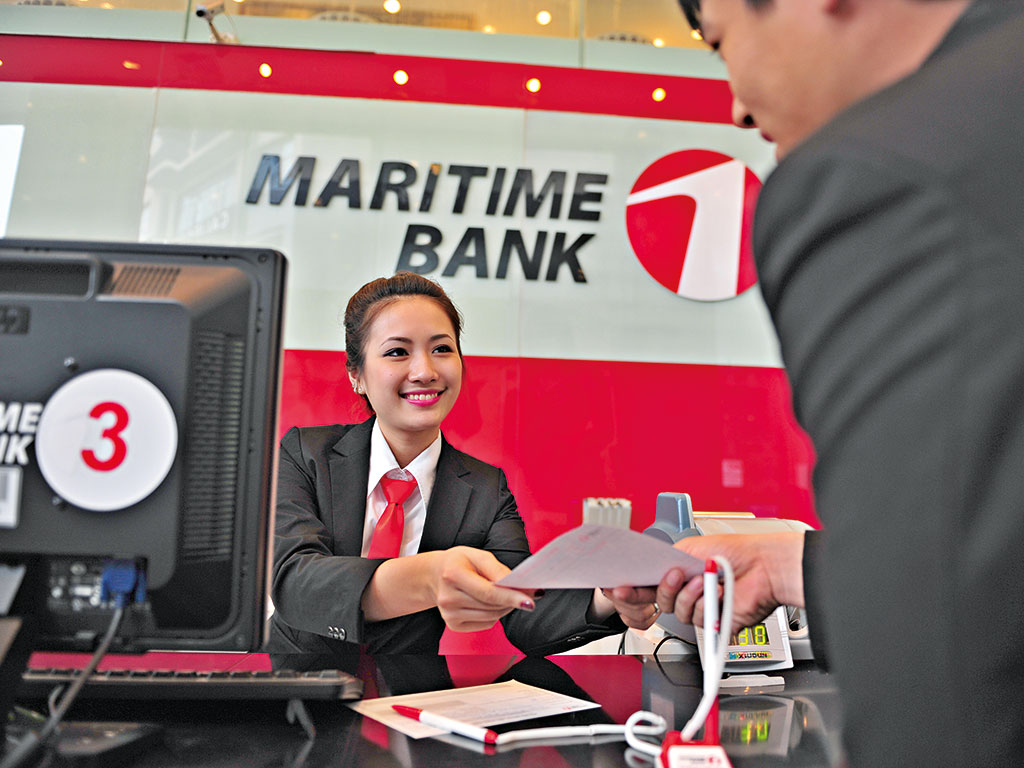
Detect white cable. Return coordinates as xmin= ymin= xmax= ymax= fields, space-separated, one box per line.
xmin=679 ymin=555 xmax=734 ymax=742
xmin=494 ymin=717 xmax=667 ymax=746
xmin=498 ymin=559 xmax=735 ymax=763
xmin=623 ymin=711 xmax=668 ymax=757
xmin=620 ymin=555 xmax=736 ymax=761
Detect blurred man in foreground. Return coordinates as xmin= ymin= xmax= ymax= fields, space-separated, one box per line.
xmin=648 ymin=1 xmax=1024 ymax=765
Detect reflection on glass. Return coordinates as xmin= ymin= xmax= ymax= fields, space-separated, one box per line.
xmin=3 ymin=0 xmax=711 ymax=55
xmin=221 ymin=0 xmax=578 ymax=38
xmin=584 ymin=0 xmax=707 ymax=49
xmin=0 ymin=0 xmax=188 ymax=10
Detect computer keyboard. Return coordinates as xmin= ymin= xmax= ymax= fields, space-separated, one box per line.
xmin=20 ymin=667 xmax=364 ymax=701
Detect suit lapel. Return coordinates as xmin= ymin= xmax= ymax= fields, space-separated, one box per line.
xmin=328 ymin=419 xmax=373 ymax=556
xmin=419 ymin=437 xmax=472 ymax=552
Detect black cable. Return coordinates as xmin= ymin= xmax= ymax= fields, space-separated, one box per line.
xmin=651 ymin=632 xmax=703 ymax=688
xmin=0 ymin=606 xmax=124 ymax=768
xmin=654 ymin=632 xmax=696 ymax=656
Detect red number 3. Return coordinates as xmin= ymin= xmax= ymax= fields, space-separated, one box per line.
xmin=82 ymin=401 xmax=130 ymax=472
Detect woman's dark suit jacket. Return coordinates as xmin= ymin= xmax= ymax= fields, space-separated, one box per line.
xmin=265 ymin=419 xmax=623 ymax=656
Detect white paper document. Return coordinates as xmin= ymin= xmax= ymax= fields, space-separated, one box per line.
xmin=497 ymin=523 xmax=704 ymax=589
xmin=349 ymin=680 xmax=600 ymax=738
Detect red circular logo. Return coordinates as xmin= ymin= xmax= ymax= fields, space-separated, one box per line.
xmin=626 ymin=150 xmax=762 ymax=301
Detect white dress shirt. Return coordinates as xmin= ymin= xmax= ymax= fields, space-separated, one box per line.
xmin=360 ymin=420 xmax=442 ymax=557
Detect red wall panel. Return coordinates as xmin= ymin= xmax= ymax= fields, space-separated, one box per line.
xmin=280 ymin=350 xmax=819 ymax=544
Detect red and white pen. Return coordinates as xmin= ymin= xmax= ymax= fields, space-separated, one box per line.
xmin=703 ymin=558 xmax=720 ymax=693
xmin=392 ymin=705 xmax=499 ymax=745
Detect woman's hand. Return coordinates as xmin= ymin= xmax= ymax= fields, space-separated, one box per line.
xmin=362 ymin=546 xmax=538 ymax=630
xmin=590 ymin=586 xmax=662 ymax=629
xmin=429 ymin=546 xmax=538 ymax=632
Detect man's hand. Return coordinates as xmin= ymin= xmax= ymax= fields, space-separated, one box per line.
xmin=656 ymin=532 xmax=805 ymax=634
xmin=590 ymin=586 xmax=661 ymax=629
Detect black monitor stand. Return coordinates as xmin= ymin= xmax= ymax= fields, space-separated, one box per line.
xmin=1 ymin=563 xmax=34 ymax=730
xmin=0 ymin=567 xmax=162 ymax=767
xmin=1 ymin=564 xmax=37 ymax=762
xmin=1 ymin=616 xmax=35 ymax=742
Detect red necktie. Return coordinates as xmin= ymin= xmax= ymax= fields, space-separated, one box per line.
xmin=367 ymin=470 xmax=417 ymax=558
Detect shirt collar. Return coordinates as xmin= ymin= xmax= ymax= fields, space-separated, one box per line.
xmin=367 ymin=420 xmax=443 ymax=501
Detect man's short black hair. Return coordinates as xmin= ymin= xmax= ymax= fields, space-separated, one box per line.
xmin=677 ymin=0 xmax=702 ymax=34
xmin=677 ymin=0 xmax=772 ymax=36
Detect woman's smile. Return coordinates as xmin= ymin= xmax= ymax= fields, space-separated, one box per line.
xmin=401 ymin=389 xmax=446 ymax=406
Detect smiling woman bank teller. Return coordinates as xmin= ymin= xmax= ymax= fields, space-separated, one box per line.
xmin=266 ymin=273 xmax=659 ymax=657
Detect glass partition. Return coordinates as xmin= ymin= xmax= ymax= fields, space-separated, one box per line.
xmin=0 ymin=0 xmax=182 ymax=8
xmin=1 ymin=0 xmax=712 ymax=72
xmin=229 ymin=0 xmax=579 ymax=38
xmin=584 ymin=0 xmax=705 ymax=49
xmin=0 ymin=0 xmax=189 ymax=41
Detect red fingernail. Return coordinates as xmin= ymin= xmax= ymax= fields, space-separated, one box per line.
xmin=520 ymin=600 xmax=535 ymax=611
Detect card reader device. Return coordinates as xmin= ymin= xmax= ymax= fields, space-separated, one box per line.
xmin=643 ymin=493 xmax=814 ymax=670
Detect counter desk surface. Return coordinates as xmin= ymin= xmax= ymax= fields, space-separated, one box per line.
xmin=10 ymin=654 xmax=844 ymax=768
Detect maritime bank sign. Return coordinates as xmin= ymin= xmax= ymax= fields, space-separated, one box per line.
xmin=244 ymin=149 xmax=761 ymax=301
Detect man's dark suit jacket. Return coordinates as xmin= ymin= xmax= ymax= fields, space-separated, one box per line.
xmin=755 ymin=2 xmax=1024 ymax=765
xmin=265 ymin=419 xmax=623 ymax=657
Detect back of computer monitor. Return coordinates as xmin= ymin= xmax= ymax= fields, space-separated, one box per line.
xmin=0 ymin=238 xmax=286 ymax=654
